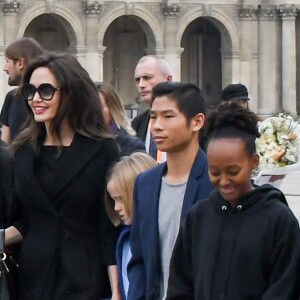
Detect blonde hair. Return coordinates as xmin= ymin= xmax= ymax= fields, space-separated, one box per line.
xmin=95 ymin=82 xmax=136 ymax=136
xmin=105 ymin=152 xmax=157 ymax=226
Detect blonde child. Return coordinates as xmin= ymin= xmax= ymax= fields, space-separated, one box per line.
xmin=106 ymin=153 xmax=156 ymax=299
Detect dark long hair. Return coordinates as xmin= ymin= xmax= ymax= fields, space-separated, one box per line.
xmin=12 ymin=52 xmax=111 ymax=153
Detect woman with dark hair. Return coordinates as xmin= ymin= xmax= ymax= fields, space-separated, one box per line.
xmin=6 ymin=52 xmax=121 ymax=299
xmin=167 ymin=102 xmax=300 ymax=300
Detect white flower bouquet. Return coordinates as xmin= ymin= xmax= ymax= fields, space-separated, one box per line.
xmin=256 ymin=113 xmax=300 ymax=172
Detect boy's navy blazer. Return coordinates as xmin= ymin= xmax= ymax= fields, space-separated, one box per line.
xmin=128 ymin=148 xmax=214 ymax=300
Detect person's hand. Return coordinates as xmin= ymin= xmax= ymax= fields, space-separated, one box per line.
xmin=107 ymin=265 xmax=121 ymax=300
xmin=111 ymin=290 xmax=122 ymax=300
xmin=5 ymin=226 xmax=23 ymax=246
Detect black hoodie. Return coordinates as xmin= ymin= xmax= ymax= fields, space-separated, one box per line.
xmin=167 ymin=184 xmax=300 ymax=300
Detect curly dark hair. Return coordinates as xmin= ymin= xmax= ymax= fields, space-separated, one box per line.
xmin=202 ymin=102 xmax=260 ymax=155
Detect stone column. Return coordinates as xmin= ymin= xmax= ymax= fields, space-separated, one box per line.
xmin=75 ymin=46 xmax=87 ymax=67
xmin=256 ymin=5 xmax=280 ymax=116
xmin=98 ymin=46 xmax=106 ymax=82
xmin=1 ymin=0 xmax=20 ymax=102
xmin=161 ymin=3 xmax=181 ymax=80
xmin=239 ymin=5 xmax=258 ymax=112
xmin=251 ymin=18 xmax=259 ymax=115
xmin=82 ymin=1 xmax=101 ymax=81
xmin=221 ymin=48 xmax=240 ymax=87
xmin=279 ymin=5 xmax=297 ymax=114
xmin=2 ymin=0 xmax=20 ymax=45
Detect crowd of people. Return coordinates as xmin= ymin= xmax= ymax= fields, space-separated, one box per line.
xmin=0 ymin=37 xmax=299 ymax=300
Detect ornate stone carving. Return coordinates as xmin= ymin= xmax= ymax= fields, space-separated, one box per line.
xmin=202 ymin=4 xmax=212 ymax=16
xmin=125 ymin=2 xmax=135 ymax=15
xmin=45 ymin=0 xmax=55 ymax=13
xmin=2 ymin=0 xmax=20 ymax=14
xmin=239 ymin=5 xmax=256 ymax=19
xmin=256 ymin=5 xmax=278 ymax=20
xmin=82 ymin=1 xmax=102 ymax=15
xmin=279 ymin=4 xmax=297 ymax=19
xmin=160 ymin=3 xmax=180 ymax=17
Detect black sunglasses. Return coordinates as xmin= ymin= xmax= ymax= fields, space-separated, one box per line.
xmin=22 ymin=83 xmax=61 ymax=101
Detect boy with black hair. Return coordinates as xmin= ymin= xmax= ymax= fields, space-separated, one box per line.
xmin=128 ymin=82 xmax=214 ymax=300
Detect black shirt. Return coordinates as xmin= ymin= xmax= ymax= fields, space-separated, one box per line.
xmin=0 ymin=89 xmax=29 ymax=141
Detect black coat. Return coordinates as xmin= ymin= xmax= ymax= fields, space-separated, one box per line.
xmin=0 ymin=140 xmax=13 ymax=228
xmin=115 ymin=128 xmax=145 ymax=157
xmin=167 ymin=185 xmax=300 ymax=300
xmin=13 ymin=135 xmax=120 ymax=300
xmin=0 ymin=89 xmax=29 ymax=141
xmin=131 ymin=110 xmax=150 ymax=142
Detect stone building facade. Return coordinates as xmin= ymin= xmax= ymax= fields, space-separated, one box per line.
xmin=0 ymin=0 xmax=300 ymax=116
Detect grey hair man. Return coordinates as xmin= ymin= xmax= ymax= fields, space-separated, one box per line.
xmin=132 ymin=55 xmax=172 ymax=161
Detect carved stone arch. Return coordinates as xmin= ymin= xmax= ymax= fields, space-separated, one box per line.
xmin=98 ymin=4 xmax=163 ymax=51
xmin=209 ymin=7 xmax=240 ymax=51
xmin=178 ymin=6 xmax=240 ymax=105
xmin=176 ymin=6 xmax=239 ymax=51
xmin=17 ymin=3 xmax=85 ymax=47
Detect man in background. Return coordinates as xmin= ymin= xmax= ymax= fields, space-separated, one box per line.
xmin=221 ymin=83 xmax=250 ymax=109
xmin=1 ymin=37 xmax=43 ymax=143
xmin=132 ymin=55 xmax=172 ymax=161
